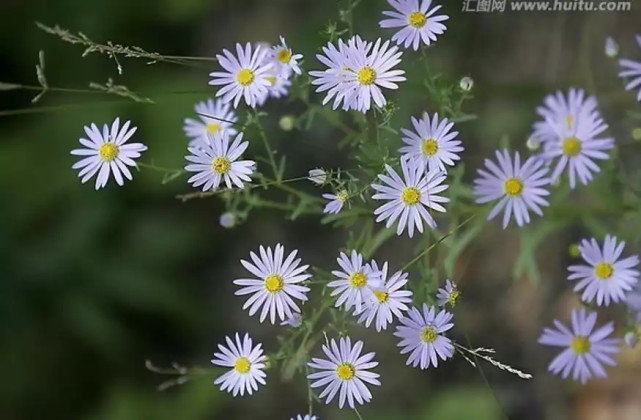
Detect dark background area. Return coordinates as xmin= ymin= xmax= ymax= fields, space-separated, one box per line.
xmin=1 ymin=0 xmax=641 ymax=419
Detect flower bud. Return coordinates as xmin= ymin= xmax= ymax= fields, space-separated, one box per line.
xmin=307 ymin=168 xmax=327 ymax=185
xmin=279 ymin=114 xmax=295 ymax=131
xmin=219 ymin=212 xmax=236 ymax=229
xmin=459 ymin=76 xmax=474 ymax=92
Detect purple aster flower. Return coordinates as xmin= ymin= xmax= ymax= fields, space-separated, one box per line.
xmin=379 ymin=0 xmax=449 ymax=51
xmin=568 ymin=235 xmax=640 ymax=306
xmin=436 ymin=279 xmax=459 ymax=307
xmin=538 ymin=308 xmax=620 ymax=384
xmin=322 ymin=190 xmax=349 ymax=214
xmin=394 ymin=304 xmax=454 ymax=369
xmin=372 ymin=157 xmax=449 ymax=238
xmin=473 ymin=149 xmax=550 ymax=229
xmin=399 ymin=112 xmax=464 ymax=173
xmin=329 ymin=251 xmax=383 ymax=313
xmin=307 ymin=336 xmax=380 ymax=409
xmin=618 ymin=35 xmax=641 ymax=102
xmin=354 ymin=261 xmax=413 ymax=332
xmin=534 ymin=89 xmax=614 ymax=188
xmin=531 ymin=88 xmax=598 ymax=145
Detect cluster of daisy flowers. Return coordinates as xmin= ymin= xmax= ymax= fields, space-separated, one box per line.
xmin=62 ymin=0 xmax=641 ymax=406
xmin=211 ymin=244 xmax=464 ymax=415
xmin=538 ymin=235 xmax=641 ymax=383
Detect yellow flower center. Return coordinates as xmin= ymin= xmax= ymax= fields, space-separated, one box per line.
xmin=447 ymin=289 xmax=460 ymax=307
xmin=570 ymin=336 xmax=591 ymax=355
xmin=504 ymin=177 xmax=523 ymax=196
xmin=265 ymin=76 xmax=277 ymax=86
xmin=206 ymin=122 xmax=221 ymax=134
xmin=357 ymin=66 xmax=376 ymax=85
xmin=408 ymin=11 xmax=427 ymax=28
xmin=337 ymin=190 xmax=349 ymax=203
xmin=422 ymin=138 xmax=438 ymax=156
xmin=562 ymin=136 xmax=582 ymax=157
xmin=401 ymin=187 xmax=421 ymax=205
xmin=336 ymin=362 xmax=355 ymax=380
xmin=349 ymin=271 xmax=367 ymax=288
xmin=566 ymin=114 xmax=573 ymax=129
xmin=212 ymin=156 xmax=231 ymax=174
xmin=234 ymin=356 xmax=251 ymax=373
xmin=594 ymin=262 xmax=614 ymax=280
xmin=277 ymin=48 xmax=292 ymax=63
xmin=264 ymin=274 xmax=284 ymax=293
xmin=236 ymin=68 xmax=254 ymax=86
xmin=99 ymin=143 xmax=119 ymax=161
xmin=420 ymin=326 xmax=438 ymax=343
xmin=373 ymin=289 xmax=389 ymax=303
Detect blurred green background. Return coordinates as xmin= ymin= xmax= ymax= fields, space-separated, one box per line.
xmin=2 ymin=0 xmax=641 ymax=419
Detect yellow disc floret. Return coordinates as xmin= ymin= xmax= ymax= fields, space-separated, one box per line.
xmin=594 ymin=262 xmax=614 ymax=280
xmin=420 ymin=326 xmax=438 ymax=343
xmin=401 ymin=187 xmax=421 ymax=205
xmin=237 ymin=68 xmax=255 ymax=86
xmin=562 ymin=136 xmax=582 ymax=157
xmin=422 ymin=138 xmax=438 ymax=156
xmin=408 ymin=11 xmax=427 ymax=28
xmin=336 ymin=362 xmax=355 ymax=380
xmin=373 ymin=289 xmax=389 ymax=303
xmin=264 ymin=274 xmax=284 ymax=293
xmin=447 ymin=289 xmax=460 ymax=307
xmin=234 ymin=356 xmax=251 ymax=373
xmin=99 ymin=143 xmax=119 ymax=161
xmin=570 ymin=336 xmax=591 ymax=355
xmin=357 ymin=66 xmax=376 ymax=85
xmin=349 ymin=271 xmax=367 ymax=288
xmin=206 ymin=122 xmax=221 ymax=134
xmin=212 ymin=156 xmax=231 ymax=174
xmin=504 ymin=177 xmax=523 ymax=196
xmin=277 ymin=49 xmax=292 ymax=63
xmin=337 ymin=190 xmax=350 ymax=203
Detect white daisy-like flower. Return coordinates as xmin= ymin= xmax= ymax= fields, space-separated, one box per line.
xmin=310 ymin=37 xmax=405 ymax=112
xmin=372 ymin=157 xmax=449 ymax=238
xmin=307 ymin=337 xmax=380 ymax=409
xmin=339 ymin=38 xmax=406 ymax=113
xmin=394 ymin=304 xmax=455 ymax=369
xmin=355 ymin=261 xmax=412 ymax=332
xmin=436 ymin=279 xmax=459 ymax=307
xmin=184 ymin=131 xmax=255 ymax=191
xmin=291 ymin=415 xmax=317 ymax=420
xmin=211 ymin=333 xmax=267 ymax=396
xmin=183 ymin=98 xmax=237 ymax=148
xmin=531 ymin=88 xmax=598 ymax=145
xmin=271 ymin=36 xmax=303 ymax=76
xmin=71 ymin=118 xmax=147 ymax=190
xmin=379 ymin=0 xmax=449 ymax=51
xmin=473 ymin=149 xmax=551 ymax=229
xmin=618 ymin=35 xmax=641 ymax=102
xmin=539 ymin=98 xmax=614 ymax=189
xmin=399 ymin=112 xmax=463 ymax=173
xmin=234 ymin=244 xmax=311 ymax=324
xmin=322 ymin=190 xmax=349 ymax=214
xmin=309 ymin=40 xmax=349 ymax=109
xmin=329 ymin=250 xmax=382 ymax=313
xmin=568 ymin=235 xmax=640 ymax=306
xmin=209 ymin=43 xmax=272 ymax=108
